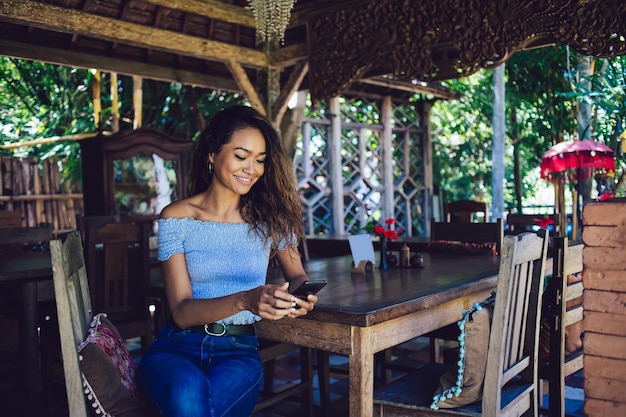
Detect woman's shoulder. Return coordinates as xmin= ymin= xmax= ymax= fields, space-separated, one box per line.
xmin=159 ymin=197 xmax=197 ymax=220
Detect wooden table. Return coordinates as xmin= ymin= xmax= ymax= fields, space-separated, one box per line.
xmin=257 ymin=253 xmax=501 ymax=417
xmin=0 ymin=251 xmax=53 ymax=417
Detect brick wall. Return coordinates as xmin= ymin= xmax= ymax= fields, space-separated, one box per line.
xmin=582 ymin=200 xmax=626 ymax=416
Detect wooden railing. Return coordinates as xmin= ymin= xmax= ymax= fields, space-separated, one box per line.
xmin=0 ymin=155 xmax=83 ymax=235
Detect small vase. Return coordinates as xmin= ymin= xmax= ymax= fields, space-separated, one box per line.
xmin=379 ymin=238 xmax=388 ymax=270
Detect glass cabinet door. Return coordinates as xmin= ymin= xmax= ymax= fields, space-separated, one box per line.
xmin=113 ymin=153 xmax=179 ymax=216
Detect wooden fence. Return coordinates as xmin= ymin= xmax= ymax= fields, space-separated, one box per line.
xmin=0 ymin=155 xmax=83 ymax=235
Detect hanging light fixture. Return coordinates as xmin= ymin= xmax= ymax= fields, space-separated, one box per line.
xmin=247 ymin=0 xmax=297 ymax=45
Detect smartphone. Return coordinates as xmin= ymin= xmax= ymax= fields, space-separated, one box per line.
xmin=290 ymin=280 xmax=327 ymax=299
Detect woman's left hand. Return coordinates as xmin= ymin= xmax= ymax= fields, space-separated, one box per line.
xmin=287 ymin=294 xmax=317 ymax=318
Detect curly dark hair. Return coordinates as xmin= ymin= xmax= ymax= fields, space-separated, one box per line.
xmin=188 ymin=105 xmax=304 ymax=246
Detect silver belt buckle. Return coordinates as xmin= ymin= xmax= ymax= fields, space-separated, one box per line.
xmin=204 ymin=323 xmax=226 ymax=336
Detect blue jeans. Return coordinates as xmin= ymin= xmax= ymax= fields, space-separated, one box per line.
xmin=138 ymin=323 xmax=263 ymax=417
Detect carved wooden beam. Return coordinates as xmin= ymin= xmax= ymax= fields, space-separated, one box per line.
xmin=1 ymin=0 xmax=267 ymax=68
xmin=307 ymin=0 xmax=626 ymax=100
xmin=226 ymin=60 xmax=267 ymax=116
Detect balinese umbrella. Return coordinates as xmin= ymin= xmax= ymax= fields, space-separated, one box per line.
xmin=540 ymin=139 xmax=615 ymax=239
xmin=540 ymin=139 xmax=615 ymax=182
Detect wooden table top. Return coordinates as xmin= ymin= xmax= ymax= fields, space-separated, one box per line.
xmin=266 ymin=253 xmax=500 ymax=327
xmin=0 ymin=251 xmax=52 ymax=283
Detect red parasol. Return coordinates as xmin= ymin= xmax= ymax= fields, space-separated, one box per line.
xmin=540 ymin=139 xmax=615 ymax=182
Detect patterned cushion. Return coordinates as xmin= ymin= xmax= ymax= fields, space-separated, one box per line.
xmin=78 ymin=313 xmax=152 ymax=417
xmin=431 ymin=294 xmax=495 ymax=409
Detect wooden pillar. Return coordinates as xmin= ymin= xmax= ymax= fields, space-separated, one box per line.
xmin=132 ymin=75 xmax=143 ymax=129
xmin=110 ymin=72 xmax=119 ymax=132
xmin=423 ymin=101 xmax=433 ymax=236
xmin=257 ymin=65 xmax=280 ymax=122
xmin=329 ymin=97 xmax=345 ymax=234
xmin=381 ymin=96 xmax=394 ymax=220
xmin=91 ymin=70 xmax=101 ymax=129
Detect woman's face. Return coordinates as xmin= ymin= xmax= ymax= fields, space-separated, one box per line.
xmin=208 ymin=127 xmax=266 ymax=196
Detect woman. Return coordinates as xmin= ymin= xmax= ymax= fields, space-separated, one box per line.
xmin=138 ymin=105 xmax=317 ymax=417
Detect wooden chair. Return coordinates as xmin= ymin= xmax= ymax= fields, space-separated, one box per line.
xmin=50 ymin=231 xmax=94 ymax=417
xmin=506 ymin=213 xmax=560 ymax=237
xmin=444 ymin=200 xmax=489 ymax=223
xmin=0 ymin=225 xmax=54 ymax=413
xmin=83 ymin=220 xmax=154 ymax=353
xmin=374 ymin=230 xmax=550 ymax=417
xmin=0 ymin=224 xmax=52 ymax=253
xmin=254 ymin=343 xmax=314 ymax=416
xmin=430 ymin=218 xmax=504 ymax=255
xmin=51 ymin=231 xmax=159 ymax=417
xmin=539 ymin=237 xmax=583 ymax=417
xmin=425 ymin=217 xmax=505 ymax=362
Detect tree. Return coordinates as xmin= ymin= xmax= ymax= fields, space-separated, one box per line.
xmin=0 ymin=57 xmax=245 ymax=185
xmin=431 ymin=46 xmax=581 ymax=214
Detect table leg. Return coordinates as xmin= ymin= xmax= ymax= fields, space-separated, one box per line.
xmin=20 ymin=281 xmax=40 ymax=417
xmin=349 ymin=326 xmax=374 ymax=417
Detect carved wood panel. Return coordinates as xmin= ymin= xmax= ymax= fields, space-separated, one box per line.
xmin=307 ymin=0 xmax=626 ymax=100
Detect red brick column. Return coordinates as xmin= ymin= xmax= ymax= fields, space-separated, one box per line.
xmin=582 ymin=200 xmax=626 ymax=416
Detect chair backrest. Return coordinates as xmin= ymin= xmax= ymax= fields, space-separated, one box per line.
xmin=0 ymin=225 xmax=52 ymax=253
xmin=482 ymin=230 xmax=549 ymax=417
xmin=505 ymin=213 xmax=561 ymax=236
xmin=430 ymin=218 xmax=503 ymax=255
xmin=0 ymin=210 xmax=22 ymax=228
xmin=83 ymin=220 xmax=153 ymax=350
xmin=50 ymin=231 xmax=92 ymax=417
xmin=75 ymin=214 xmax=120 ymax=239
xmin=444 ymin=200 xmax=489 ymax=223
xmin=545 ymin=237 xmax=583 ymax=417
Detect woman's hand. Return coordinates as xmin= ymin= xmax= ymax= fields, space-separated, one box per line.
xmin=288 ymin=293 xmax=318 ymax=318
xmin=246 ymin=282 xmax=298 ymax=320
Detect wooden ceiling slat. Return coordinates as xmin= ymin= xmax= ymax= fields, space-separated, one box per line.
xmin=143 ymin=0 xmax=255 ymax=28
xmin=1 ymin=0 xmax=267 ymax=67
xmin=0 ymin=38 xmax=239 ymax=91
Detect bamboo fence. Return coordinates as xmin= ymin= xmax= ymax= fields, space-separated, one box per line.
xmin=0 ymin=155 xmax=83 ymax=235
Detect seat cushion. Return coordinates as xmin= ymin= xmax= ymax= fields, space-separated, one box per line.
xmin=374 ymin=364 xmax=531 ymax=415
xmin=79 ymin=313 xmax=153 ymax=417
xmin=431 ymin=294 xmax=495 ymax=409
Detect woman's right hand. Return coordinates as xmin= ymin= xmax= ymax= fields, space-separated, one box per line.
xmin=246 ymin=282 xmax=297 ymax=320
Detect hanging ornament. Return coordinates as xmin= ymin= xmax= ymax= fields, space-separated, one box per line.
xmin=247 ymin=0 xmax=297 ymax=45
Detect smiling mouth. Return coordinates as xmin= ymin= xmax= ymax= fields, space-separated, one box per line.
xmin=235 ymin=175 xmax=252 ymax=183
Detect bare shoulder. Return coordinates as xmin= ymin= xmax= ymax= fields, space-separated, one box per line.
xmin=160 ymin=198 xmax=196 ymax=220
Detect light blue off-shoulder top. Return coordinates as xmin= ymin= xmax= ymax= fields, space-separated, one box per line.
xmin=157 ymin=217 xmax=290 ymax=325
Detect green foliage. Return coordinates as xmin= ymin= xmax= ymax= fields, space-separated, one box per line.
xmin=0 ymin=58 xmax=93 ymax=147
xmin=431 ymin=70 xmax=494 ymax=204
xmin=431 ymin=45 xmax=582 ymax=210
xmin=0 ymin=58 xmax=245 ymax=187
xmin=565 ymin=55 xmax=626 ymax=177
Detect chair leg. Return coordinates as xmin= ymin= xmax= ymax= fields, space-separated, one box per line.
xmin=300 ymin=347 xmax=314 ymax=417
xmin=316 ymin=350 xmax=331 ymax=417
xmin=376 ymin=349 xmax=394 ymax=385
xmin=263 ymin=358 xmax=276 ymax=395
xmin=429 ymin=337 xmax=443 ymax=363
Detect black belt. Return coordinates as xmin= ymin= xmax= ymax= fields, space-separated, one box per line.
xmin=170 ymin=319 xmax=255 ymax=336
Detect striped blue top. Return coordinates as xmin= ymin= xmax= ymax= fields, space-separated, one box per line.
xmin=157 ymin=217 xmax=288 ymax=325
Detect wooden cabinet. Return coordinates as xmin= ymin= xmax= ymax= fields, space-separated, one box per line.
xmin=80 ymin=128 xmax=193 ymax=217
